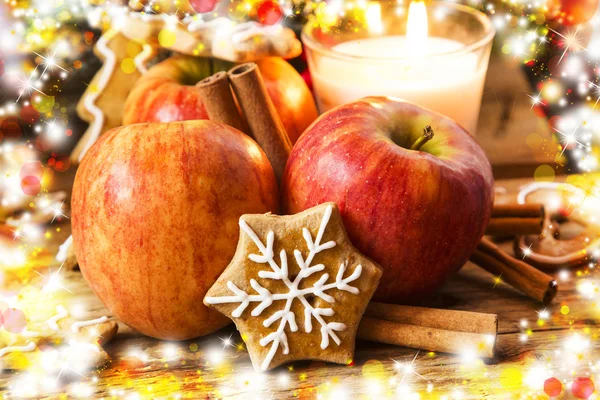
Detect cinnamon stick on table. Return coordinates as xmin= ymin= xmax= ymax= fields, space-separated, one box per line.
xmin=196 ymin=71 xmax=247 ymax=133
xmin=492 ymin=203 xmax=545 ymax=218
xmin=470 ymin=237 xmax=558 ymax=303
xmin=486 ymin=203 xmax=545 ymax=236
xmin=357 ymin=302 xmax=497 ymax=359
xmin=227 ymin=63 xmax=292 ymax=182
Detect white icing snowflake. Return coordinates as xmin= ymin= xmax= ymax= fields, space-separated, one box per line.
xmin=205 ymin=205 xmax=363 ymax=371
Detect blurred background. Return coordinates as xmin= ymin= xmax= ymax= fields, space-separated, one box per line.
xmin=0 ymin=0 xmax=599 ymax=176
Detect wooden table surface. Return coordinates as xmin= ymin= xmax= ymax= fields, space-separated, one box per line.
xmin=1 ymin=175 xmax=595 ymax=399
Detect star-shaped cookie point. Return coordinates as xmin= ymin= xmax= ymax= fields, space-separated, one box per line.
xmin=204 ymin=202 xmax=382 ymax=371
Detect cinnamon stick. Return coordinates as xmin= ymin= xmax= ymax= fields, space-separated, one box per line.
xmin=486 ymin=217 xmax=544 ymax=236
xmin=357 ymin=302 xmax=497 ymax=358
xmin=227 ymin=63 xmax=292 ymax=182
xmin=491 ymin=203 xmax=545 ymax=219
xmin=486 ymin=203 xmax=545 ymax=236
xmin=470 ymin=238 xmax=558 ymax=303
xmin=196 ymin=71 xmax=246 ymax=133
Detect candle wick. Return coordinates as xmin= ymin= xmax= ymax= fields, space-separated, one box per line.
xmin=410 ymin=125 xmax=434 ymax=151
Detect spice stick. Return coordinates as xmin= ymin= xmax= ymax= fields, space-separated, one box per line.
xmin=227 ymin=63 xmax=292 ymax=181
xmin=196 ymin=71 xmax=247 ymax=133
xmin=486 ymin=217 xmax=544 ymax=236
xmin=486 ymin=203 xmax=545 ymax=236
xmin=357 ymin=303 xmax=497 ymax=358
xmin=491 ymin=203 xmax=545 ymax=219
xmin=470 ymin=238 xmax=558 ymax=303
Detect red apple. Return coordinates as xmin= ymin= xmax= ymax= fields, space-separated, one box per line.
xmin=282 ymin=97 xmax=494 ymax=303
xmin=72 ymin=120 xmax=279 ymax=339
xmin=123 ymin=56 xmax=318 ymax=144
xmin=546 ymin=0 xmax=599 ymax=26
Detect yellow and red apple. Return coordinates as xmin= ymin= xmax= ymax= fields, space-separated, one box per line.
xmin=72 ymin=120 xmax=279 ymax=340
xmin=123 ymin=56 xmax=318 ymax=144
xmin=283 ymin=97 xmax=494 ymax=303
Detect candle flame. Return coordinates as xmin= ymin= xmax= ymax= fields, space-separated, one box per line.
xmin=406 ymin=0 xmax=429 ymax=55
xmin=366 ymin=2 xmax=384 ymax=34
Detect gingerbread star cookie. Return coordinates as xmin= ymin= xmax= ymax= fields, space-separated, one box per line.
xmin=204 ymin=202 xmax=382 ymax=371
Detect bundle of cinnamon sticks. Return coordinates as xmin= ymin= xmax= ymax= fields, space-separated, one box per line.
xmin=486 ymin=203 xmax=545 ymax=236
xmin=358 ymin=302 xmax=497 ymax=358
xmin=196 ymin=63 xmax=292 ymax=181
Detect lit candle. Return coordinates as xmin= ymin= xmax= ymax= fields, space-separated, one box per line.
xmin=303 ymin=1 xmax=495 ymax=134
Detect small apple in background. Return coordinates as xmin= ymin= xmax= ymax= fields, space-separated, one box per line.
xmin=283 ymin=96 xmax=494 ymax=303
xmin=545 ymin=0 xmax=599 ymax=25
xmin=72 ymin=120 xmax=279 ymax=340
xmin=123 ymin=55 xmax=318 ymax=144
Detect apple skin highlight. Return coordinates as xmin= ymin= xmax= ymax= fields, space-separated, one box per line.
xmin=283 ymin=96 xmax=494 ymax=303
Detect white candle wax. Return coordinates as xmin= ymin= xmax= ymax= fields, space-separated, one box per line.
xmin=309 ymin=36 xmax=489 ymax=134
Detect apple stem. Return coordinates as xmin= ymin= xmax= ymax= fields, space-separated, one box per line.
xmin=410 ymin=125 xmax=434 ymax=151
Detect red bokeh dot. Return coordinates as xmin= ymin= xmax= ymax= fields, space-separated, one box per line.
xmin=189 ymin=0 xmax=218 ymax=13
xmin=48 ymin=157 xmax=56 ymax=167
xmin=20 ymin=161 xmax=44 ymax=181
xmin=66 ymin=129 xmax=72 ymax=137
xmin=21 ymin=175 xmax=41 ymax=196
xmin=572 ymin=377 xmax=595 ymax=399
xmin=50 ymin=157 xmax=71 ymax=172
xmin=559 ymin=206 xmax=574 ymax=217
xmin=257 ymin=0 xmax=283 ymax=25
xmin=544 ymin=377 xmax=563 ymax=397
xmin=3 ymin=308 xmax=26 ymax=333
